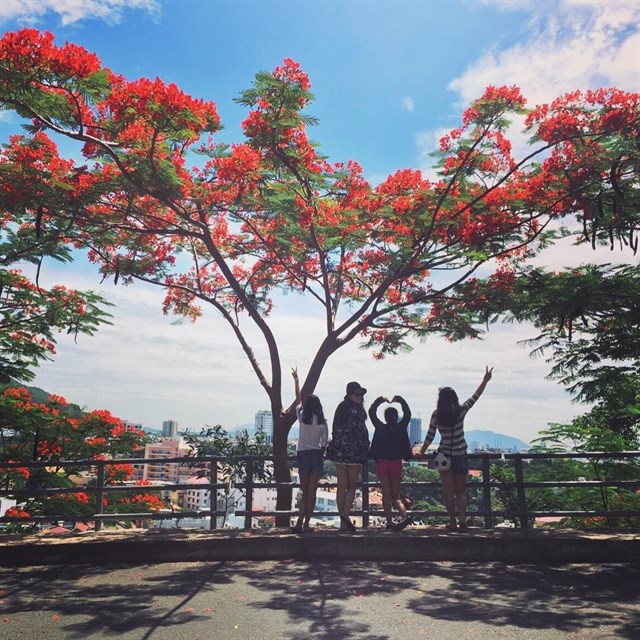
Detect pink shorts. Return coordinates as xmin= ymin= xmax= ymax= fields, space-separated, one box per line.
xmin=376 ymin=459 xmax=403 ymax=479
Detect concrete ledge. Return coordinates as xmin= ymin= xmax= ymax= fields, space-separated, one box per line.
xmin=1 ymin=527 xmax=639 ymax=566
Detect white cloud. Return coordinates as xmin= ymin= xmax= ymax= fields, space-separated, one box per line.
xmin=402 ymin=96 xmax=415 ymax=112
xmin=416 ymin=126 xmax=449 ymax=180
xmin=0 ymin=0 xmax=160 ymax=26
xmin=449 ymin=0 xmax=639 ymax=106
xmin=28 ymin=258 xmax=578 ymax=444
xmin=416 ymin=0 xmax=639 ymax=170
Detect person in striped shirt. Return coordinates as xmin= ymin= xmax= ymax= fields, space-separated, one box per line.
xmin=419 ymin=366 xmax=493 ymax=531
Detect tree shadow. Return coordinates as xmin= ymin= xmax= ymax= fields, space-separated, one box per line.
xmin=395 ymin=561 xmax=640 ymax=639
xmin=0 ymin=559 xmax=412 ymax=639
xmin=0 ymin=562 xmax=232 ymax=638
xmin=0 ymin=560 xmax=638 ymax=639
xmin=228 ymin=558 xmax=417 ymax=640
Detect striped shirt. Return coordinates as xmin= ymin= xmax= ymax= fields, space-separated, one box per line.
xmin=423 ymin=393 xmax=479 ymax=456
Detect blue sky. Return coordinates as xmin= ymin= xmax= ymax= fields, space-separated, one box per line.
xmin=1 ymin=0 xmax=639 ymax=443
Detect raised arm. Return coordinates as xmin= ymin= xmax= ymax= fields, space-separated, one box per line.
xmin=292 ymin=367 xmax=301 ymax=405
xmin=473 ymin=366 xmax=493 ymax=398
xmin=368 ymin=396 xmax=386 ymax=429
xmin=392 ymin=395 xmax=411 ymax=428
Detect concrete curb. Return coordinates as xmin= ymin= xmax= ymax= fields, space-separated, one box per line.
xmin=2 ymin=527 xmax=639 ymax=566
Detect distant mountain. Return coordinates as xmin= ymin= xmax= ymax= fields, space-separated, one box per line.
xmin=286 ymin=427 xmax=528 ymax=451
xmin=0 ymin=383 xmax=51 ymax=404
xmin=0 ymin=384 xmax=85 ymax=417
xmin=228 ymin=424 xmax=258 ymax=437
xmin=464 ymin=429 xmax=530 ymax=451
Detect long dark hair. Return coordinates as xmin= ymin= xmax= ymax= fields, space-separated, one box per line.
xmin=302 ymin=394 xmax=326 ymax=425
xmin=437 ymin=387 xmax=460 ymax=429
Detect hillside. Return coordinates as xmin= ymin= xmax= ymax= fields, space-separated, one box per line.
xmin=284 ymin=426 xmax=529 ymax=450
xmin=464 ymin=429 xmax=530 ymax=451
xmin=0 ymin=383 xmax=85 ymax=417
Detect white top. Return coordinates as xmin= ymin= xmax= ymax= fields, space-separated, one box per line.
xmin=296 ymin=405 xmax=329 ymax=452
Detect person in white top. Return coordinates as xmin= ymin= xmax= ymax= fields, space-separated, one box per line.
xmin=291 ymin=368 xmax=329 ymax=533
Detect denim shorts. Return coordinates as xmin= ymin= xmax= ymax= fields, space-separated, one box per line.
xmin=451 ymin=453 xmax=469 ymax=476
xmin=297 ymin=449 xmax=324 ymax=475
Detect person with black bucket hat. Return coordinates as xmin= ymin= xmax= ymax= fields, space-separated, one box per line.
xmin=325 ymin=381 xmax=370 ymax=531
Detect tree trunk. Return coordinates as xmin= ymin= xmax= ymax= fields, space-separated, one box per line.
xmin=273 ymin=412 xmax=295 ymax=527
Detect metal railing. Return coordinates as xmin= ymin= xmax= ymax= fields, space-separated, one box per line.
xmin=1 ymin=451 xmax=639 ymax=531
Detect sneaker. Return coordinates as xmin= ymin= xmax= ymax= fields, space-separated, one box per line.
xmin=385 ymin=522 xmax=395 ymax=530
xmin=392 ymin=517 xmax=412 ymax=532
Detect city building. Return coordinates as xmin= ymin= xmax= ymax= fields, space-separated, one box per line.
xmin=255 ymin=410 xmax=273 ymax=444
xmin=162 ymin=420 xmax=179 ymax=438
xmin=409 ymin=417 xmax=422 ymax=445
xmin=181 ymin=475 xmax=211 ymax=512
xmin=166 ymin=474 xmax=246 ymax=529
xmin=251 ymin=484 xmax=279 ymax=514
xmin=133 ymin=438 xmax=193 ymax=484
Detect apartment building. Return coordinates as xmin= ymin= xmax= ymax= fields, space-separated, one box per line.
xmin=133 ymin=438 xmax=194 ymax=484
xmin=255 ymin=410 xmax=273 ymax=444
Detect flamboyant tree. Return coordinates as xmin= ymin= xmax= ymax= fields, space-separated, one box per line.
xmin=1 ymin=29 xmax=638 ymax=520
xmin=0 ymin=385 xmax=165 ymax=529
xmin=1 ymin=119 xmax=113 ymax=383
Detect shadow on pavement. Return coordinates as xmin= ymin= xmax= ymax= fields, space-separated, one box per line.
xmin=0 ymin=560 xmax=638 ymax=639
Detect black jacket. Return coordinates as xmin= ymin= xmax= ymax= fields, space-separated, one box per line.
xmin=368 ymin=396 xmax=413 ymax=461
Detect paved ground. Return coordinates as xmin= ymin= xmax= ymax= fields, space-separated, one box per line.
xmin=0 ymin=560 xmax=638 ymax=640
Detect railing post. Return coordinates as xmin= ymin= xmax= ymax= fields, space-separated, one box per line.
xmin=209 ymin=455 xmax=218 ymax=531
xmin=244 ymin=456 xmax=253 ymax=530
xmin=482 ymin=455 xmax=493 ymax=529
xmin=361 ymin=462 xmax=370 ymax=528
xmin=514 ymin=455 xmax=529 ymax=529
xmin=95 ymin=460 xmax=105 ymax=532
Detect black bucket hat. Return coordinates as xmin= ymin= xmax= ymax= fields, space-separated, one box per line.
xmin=345 ymin=381 xmax=367 ymax=397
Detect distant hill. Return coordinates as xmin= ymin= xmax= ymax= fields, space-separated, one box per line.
xmin=287 ymin=426 xmax=529 ymax=451
xmin=228 ymin=423 xmax=258 ymax=437
xmin=2 ymin=388 xmax=529 ymax=451
xmin=0 ymin=383 xmax=51 ymax=404
xmin=464 ymin=429 xmax=530 ymax=451
xmin=0 ymin=383 xmax=84 ymax=417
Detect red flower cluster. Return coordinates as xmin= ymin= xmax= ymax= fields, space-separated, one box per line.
xmin=272 ymin=58 xmax=311 ymax=91
xmin=0 ymin=29 xmax=101 ymax=79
